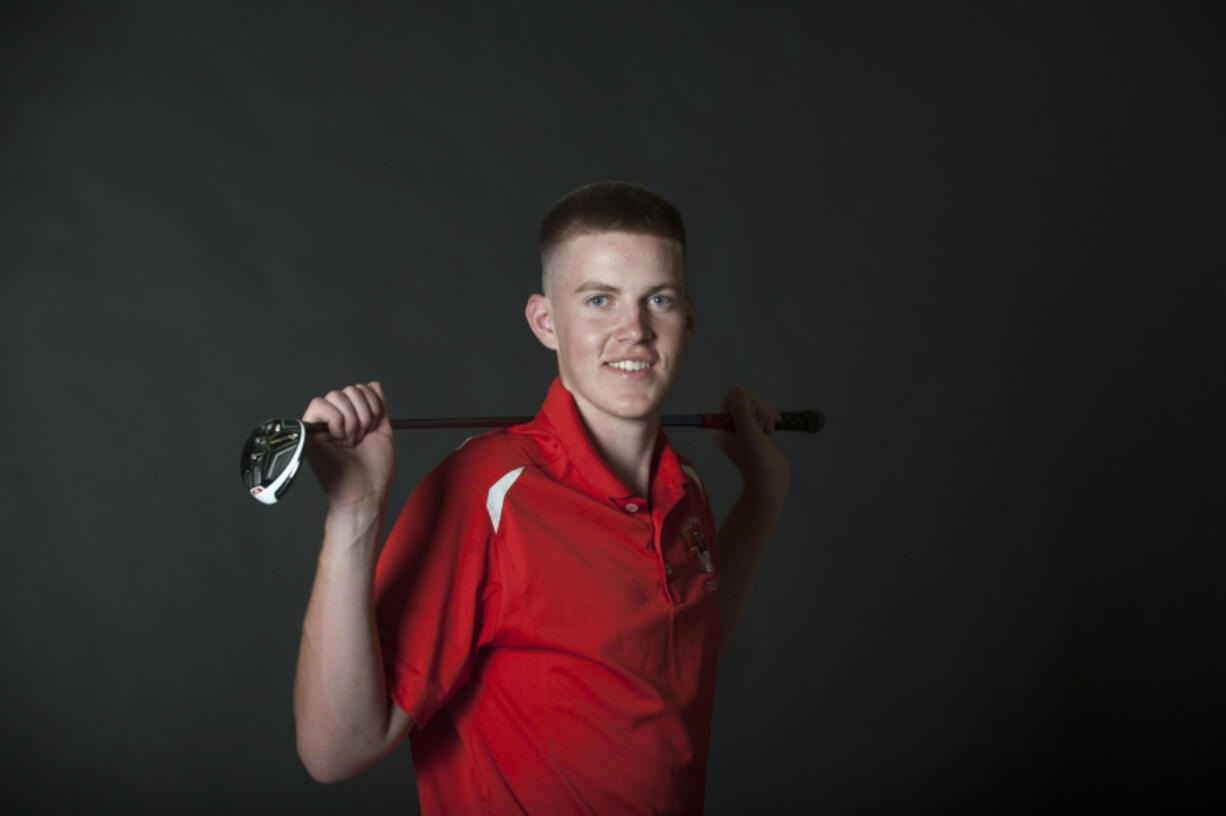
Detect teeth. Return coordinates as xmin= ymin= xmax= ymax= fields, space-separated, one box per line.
xmin=607 ymin=360 xmax=652 ymax=372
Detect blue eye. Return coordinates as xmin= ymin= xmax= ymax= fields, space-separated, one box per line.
xmin=650 ymin=294 xmax=674 ymax=307
xmin=586 ymin=294 xmax=608 ymax=307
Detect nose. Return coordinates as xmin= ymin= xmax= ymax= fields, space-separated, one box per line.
xmin=618 ymin=303 xmax=654 ymax=344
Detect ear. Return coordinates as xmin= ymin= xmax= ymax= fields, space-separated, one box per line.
xmin=525 ymin=293 xmax=559 ymax=350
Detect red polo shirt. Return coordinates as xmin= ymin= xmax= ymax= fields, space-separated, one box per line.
xmin=374 ymin=377 xmax=722 ymax=814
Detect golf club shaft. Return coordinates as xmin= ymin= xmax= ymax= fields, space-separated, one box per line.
xmin=302 ymin=410 xmax=823 ymax=433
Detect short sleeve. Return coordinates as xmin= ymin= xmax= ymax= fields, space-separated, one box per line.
xmin=373 ymin=460 xmax=503 ymax=729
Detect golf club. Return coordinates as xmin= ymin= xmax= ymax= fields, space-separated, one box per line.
xmin=241 ymin=410 xmax=824 ymax=505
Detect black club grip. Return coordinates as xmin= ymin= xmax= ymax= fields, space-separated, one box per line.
xmin=698 ymin=410 xmax=825 ymax=432
xmin=777 ymin=410 xmax=824 ymax=433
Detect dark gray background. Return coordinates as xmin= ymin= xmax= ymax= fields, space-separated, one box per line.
xmin=3 ymin=1 xmax=1222 ymax=812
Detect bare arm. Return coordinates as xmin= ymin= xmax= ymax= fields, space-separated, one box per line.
xmin=291 ymin=382 xmax=414 ymax=783
xmin=708 ymin=387 xmax=791 ymax=660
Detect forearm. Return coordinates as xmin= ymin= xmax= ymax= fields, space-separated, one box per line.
xmin=293 ymin=500 xmax=399 ymax=782
xmin=717 ymin=482 xmax=788 ymax=659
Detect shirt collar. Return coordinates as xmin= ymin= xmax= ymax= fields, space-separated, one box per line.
xmin=531 ymin=376 xmax=687 ymax=503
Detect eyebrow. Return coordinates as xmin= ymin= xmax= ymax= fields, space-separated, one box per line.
xmin=572 ymin=280 xmax=679 ymax=296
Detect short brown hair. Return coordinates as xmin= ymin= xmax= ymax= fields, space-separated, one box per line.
xmin=538 ymin=182 xmax=686 ymax=292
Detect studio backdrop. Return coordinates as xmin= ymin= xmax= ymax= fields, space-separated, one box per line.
xmin=2 ymin=2 xmax=1222 ymax=812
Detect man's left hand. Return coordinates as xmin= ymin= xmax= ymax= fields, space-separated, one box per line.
xmin=708 ymin=387 xmax=791 ymax=497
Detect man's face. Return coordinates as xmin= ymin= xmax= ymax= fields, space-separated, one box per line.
xmin=527 ymin=231 xmax=693 ymax=429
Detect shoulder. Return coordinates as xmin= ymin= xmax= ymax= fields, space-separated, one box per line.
xmin=421 ymin=427 xmax=554 ymax=535
xmin=387 ymin=427 xmax=547 ymax=544
xmin=431 ymin=426 xmax=550 ymax=496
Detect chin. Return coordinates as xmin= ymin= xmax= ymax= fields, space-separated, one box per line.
xmin=608 ymin=394 xmax=665 ymax=420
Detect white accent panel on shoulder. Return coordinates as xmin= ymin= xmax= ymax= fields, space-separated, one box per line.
xmin=486 ymin=466 xmax=525 ymax=533
xmin=681 ymin=464 xmax=705 ymax=496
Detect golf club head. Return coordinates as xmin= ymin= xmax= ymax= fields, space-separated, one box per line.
xmin=241 ymin=418 xmax=307 ymax=505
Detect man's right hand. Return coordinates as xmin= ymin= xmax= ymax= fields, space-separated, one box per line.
xmin=302 ymin=381 xmax=395 ymax=513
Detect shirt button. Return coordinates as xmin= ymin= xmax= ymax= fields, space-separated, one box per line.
xmin=664 ymin=562 xmax=674 ymax=576
xmin=624 ymin=502 xmax=639 ymax=513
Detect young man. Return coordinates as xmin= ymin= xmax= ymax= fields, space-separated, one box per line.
xmin=293 ymin=182 xmax=790 ymax=813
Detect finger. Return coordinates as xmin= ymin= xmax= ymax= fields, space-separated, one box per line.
xmin=351 ymin=382 xmax=391 ymax=436
xmin=732 ymin=390 xmax=765 ymax=437
xmin=303 ymin=395 xmax=348 ymax=442
xmin=757 ymin=399 xmax=778 ymax=435
xmin=727 ymin=386 xmax=750 ymax=416
xmin=358 ymin=381 xmax=392 ymax=434
xmin=357 ymin=382 xmax=388 ymax=421
xmin=342 ymin=384 xmax=375 ymax=439
xmin=325 ymin=388 xmax=361 ymax=445
xmin=758 ymin=406 xmax=772 ymax=434
xmin=741 ymin=392 xmax=767 ymax=431
xmin=739 ymin=389 xmax=780 ymax=435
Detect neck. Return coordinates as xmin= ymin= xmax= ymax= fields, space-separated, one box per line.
xmin=572 ymin=401 xmax=660 ymax=499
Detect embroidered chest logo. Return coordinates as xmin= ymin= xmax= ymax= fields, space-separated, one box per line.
xmin=682 ymin=516 xmax=718 ymax=592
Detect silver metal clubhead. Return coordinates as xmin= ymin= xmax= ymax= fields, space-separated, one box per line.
xmin=241 ymin=418 xmax=306 ymax=505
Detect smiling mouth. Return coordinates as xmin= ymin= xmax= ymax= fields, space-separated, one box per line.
xmin=605 ymin=360 xmax=654 ymax=372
